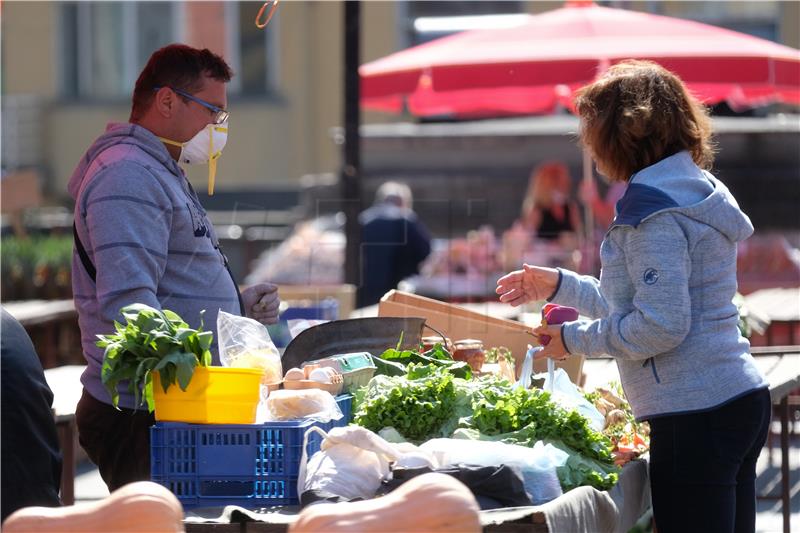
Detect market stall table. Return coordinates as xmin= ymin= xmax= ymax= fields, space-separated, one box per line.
xmin=182 ymin=458 xmax=648 ymax=533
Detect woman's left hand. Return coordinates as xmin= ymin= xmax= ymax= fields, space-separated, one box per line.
xmin=532 ymin=323 xmax=570 ymax=360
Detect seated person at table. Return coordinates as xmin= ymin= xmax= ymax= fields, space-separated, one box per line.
xmin=358 ymin=181 xmax=431 ymax=307
xmin=520 ymin=161 xmax=583 ymax=241
xmin=1 ymin=308 xmax=62 ymax=521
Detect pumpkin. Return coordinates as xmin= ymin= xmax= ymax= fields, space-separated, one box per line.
xmin=2 ymin=481 xmax=183 ymax=532
xmin=289 ymin=472 xmax=481 ymax=533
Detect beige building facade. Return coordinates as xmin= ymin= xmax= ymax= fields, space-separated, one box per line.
xmin=2 ymin=1 xmax=797 ymax=200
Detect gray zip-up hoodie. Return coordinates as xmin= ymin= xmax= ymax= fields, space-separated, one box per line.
xmin=551 ymin=151 xmax=767 ymax=421
xmin=69 ymin=123 xmax=241 ymax=410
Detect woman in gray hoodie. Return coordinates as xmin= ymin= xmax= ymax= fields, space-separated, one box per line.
xmin=497 ymin=60 xmax=770 ymax=533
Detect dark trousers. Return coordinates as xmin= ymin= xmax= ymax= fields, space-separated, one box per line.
xmin=75 ymin=389 xmax=155 ymax=492
xmin=649 ymin=387 xmax=771 ymax=533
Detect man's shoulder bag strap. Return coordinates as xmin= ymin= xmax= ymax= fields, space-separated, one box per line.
xmin=73 ymin=222 xmax=97 ymax=282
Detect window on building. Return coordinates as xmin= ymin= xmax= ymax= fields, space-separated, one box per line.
xmin=232 ymin=1 xmax=278 ymax=96
xmin=60 ymin=1 xmax=277 ymax=100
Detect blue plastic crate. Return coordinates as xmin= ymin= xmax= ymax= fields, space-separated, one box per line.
xmin=151 ymin=395 xmax=351 ymax=508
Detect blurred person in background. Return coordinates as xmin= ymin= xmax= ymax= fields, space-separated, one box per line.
xmin=1 ymin=308 xmax=62 ymax=521
xmin=497 ymin=60 xmax=769 ymax=533
xmin=579 ymin=176 xmax=627 ymax=231
xmin=358 ymin=181 xmax=431 ymax=307
xmin=68 ymin=44 xmax=280 ymax=491
xmin=520 ymin=161 xmax=583 ymax=241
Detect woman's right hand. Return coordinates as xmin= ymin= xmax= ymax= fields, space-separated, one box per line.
xmin=496 ymin=264 xmax=559 ymax=307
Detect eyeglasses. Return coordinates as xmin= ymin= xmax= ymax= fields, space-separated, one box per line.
xmin=153 ymin=86 xmax=229 ymax=124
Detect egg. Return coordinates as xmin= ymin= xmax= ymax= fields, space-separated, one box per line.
xmin=284 ymin=367 xmax=305 ymax=381
xmin=308 ymin=366 xmax=338 ymax=383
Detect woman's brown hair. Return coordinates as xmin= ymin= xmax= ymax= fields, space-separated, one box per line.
xmin=575 ymin=60 xmax=715 ymax=183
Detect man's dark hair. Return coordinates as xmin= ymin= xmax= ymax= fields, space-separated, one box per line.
xmin=130 ymin=43 xmax=233 ymax=122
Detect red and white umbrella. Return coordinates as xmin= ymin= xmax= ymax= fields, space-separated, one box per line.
xmin=360 ymin=1 xmax=800 ymax=118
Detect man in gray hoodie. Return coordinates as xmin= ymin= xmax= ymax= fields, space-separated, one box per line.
xmin=69 ymin=44 xmax=280 ymax=490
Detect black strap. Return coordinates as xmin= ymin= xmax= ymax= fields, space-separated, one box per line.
xmin=221 ymin=251 xmax=246 ymax=316
xmin=73 ymin=222 xmax=97 ymax=282
xmin=74 ymin=223 xmax=245 ymax=315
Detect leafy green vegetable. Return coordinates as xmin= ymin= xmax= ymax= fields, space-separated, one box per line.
xmin=470 ymin=385 xmax=615 ymax=465
xmin=354 ymin=364 xmax=458 ymax=442
xmin=371 ymin=355 xmax=408 ymax=377
xmin=379 ymin=347 xmax=472 ymax=379
xmin=97 ymin=303 xmax=213 ymax=412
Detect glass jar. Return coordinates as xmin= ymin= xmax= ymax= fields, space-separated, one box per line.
xmin=452 ymin=339 xmax=486 ymax=372
xmin=421 ymin=335 xmax=451 ymax=353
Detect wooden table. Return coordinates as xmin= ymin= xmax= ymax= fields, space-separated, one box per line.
xmin=4 ymin=299 xmax=80 ymax=368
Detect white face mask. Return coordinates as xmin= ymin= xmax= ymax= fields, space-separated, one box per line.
xmin=160 ymin=122 xmax=228 ymax=195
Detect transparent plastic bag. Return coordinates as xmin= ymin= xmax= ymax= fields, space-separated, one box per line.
xmin=264 ymin=388 xmax=343 ymax=423
xmin=217 ymin=310 xmax=282 ymax=385
xmin=287 ymin=319 xmax=329 ymax=340
xmin=419 ymin=438 xmax=568 ymax=505
xmin=515 ymin=344 xmax=541 ymax=389
xmin=541 ymin=367 xmax=605 ymax=432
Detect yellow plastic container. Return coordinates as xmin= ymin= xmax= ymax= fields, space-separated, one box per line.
xmin=153 ymin=366 xmax=265 ymax=424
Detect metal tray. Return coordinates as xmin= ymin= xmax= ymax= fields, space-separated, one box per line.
xmin=281 ymin=317 xmax=426 ymax=370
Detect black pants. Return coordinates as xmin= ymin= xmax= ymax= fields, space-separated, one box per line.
xmin=649 ymin=388 xmax=771 ymax=533
xmin=75 ymin=389 xmax=155 ymax=492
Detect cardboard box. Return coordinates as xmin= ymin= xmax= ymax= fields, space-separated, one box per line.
xmin=378 ymin=290 xmax=584 ymax=384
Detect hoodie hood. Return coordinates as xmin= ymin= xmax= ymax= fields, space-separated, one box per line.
xmin=68 ymin=122 xmax=182 ymax=200
xmin=613 ymin=150 xmax=753 ymax=243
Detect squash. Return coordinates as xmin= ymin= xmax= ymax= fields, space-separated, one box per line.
xmin=289 ymin=472 xmax=481 ymax=533
xmin=2 ymin=481 xmax=183 ymax=532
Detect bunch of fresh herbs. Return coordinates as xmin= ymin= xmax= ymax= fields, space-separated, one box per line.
xmin=97 ymin=303 xmax=213 ymax=412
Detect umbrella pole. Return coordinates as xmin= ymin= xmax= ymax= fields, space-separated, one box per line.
xmin=582 ymin=147 xmax=596 ymax=274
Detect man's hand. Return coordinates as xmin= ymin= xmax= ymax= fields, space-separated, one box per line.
xmin=496 ymin=264 xmax=559 ymax=307
xmin=532 ymin=323 xmax=569 ymax=360
xmin=241 ymin=283 xmax=280 ymax=324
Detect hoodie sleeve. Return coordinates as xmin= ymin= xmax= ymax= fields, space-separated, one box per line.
xmin=549 ymin=268 xmax=609 ymax=319
xmin=563 ymin=213 xmax=692 ymax=360
xmin=80 ymin=161 xmax=173 ymax=324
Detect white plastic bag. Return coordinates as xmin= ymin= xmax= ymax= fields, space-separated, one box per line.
xmin=298 ymin=425 xmax=397 ymax=500
xmin=217 ymin=310 xmax=282 ymax=385
xmin=298 ymin=425 xmax=439 ymax=500
xmin=541 ymin=367 xmax=605 ymax=432
xmin=515 ymin=344 xmax=541 ymax=389
xmin=420 ymin=438 xmax=568 ymax=505
xmin=287 ymin=319 xmax=329 ymax=339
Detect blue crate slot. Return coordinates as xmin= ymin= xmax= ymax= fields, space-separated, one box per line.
xmin=151 ymin=394 xmax=351 ymax=509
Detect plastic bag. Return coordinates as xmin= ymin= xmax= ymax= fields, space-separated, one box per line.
xmin=298 ymin=425 xmax=439 ymax=501
xmin=287 ymin=318 xmax=329 ymax=339
xmin=540 ymin=367 xmax=605 ymax=432
xmin=515 ymin=344 xmax=541 ymax=389
xmin=264 ymin=388 xmax=342 ymax=422
xmin=298 ymin=425 xmax=397 ymax=500
xmin=217 ymin=310 xmax=282 ymax=385
xmin=419 ymin=438 xmax=568 ymax=505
